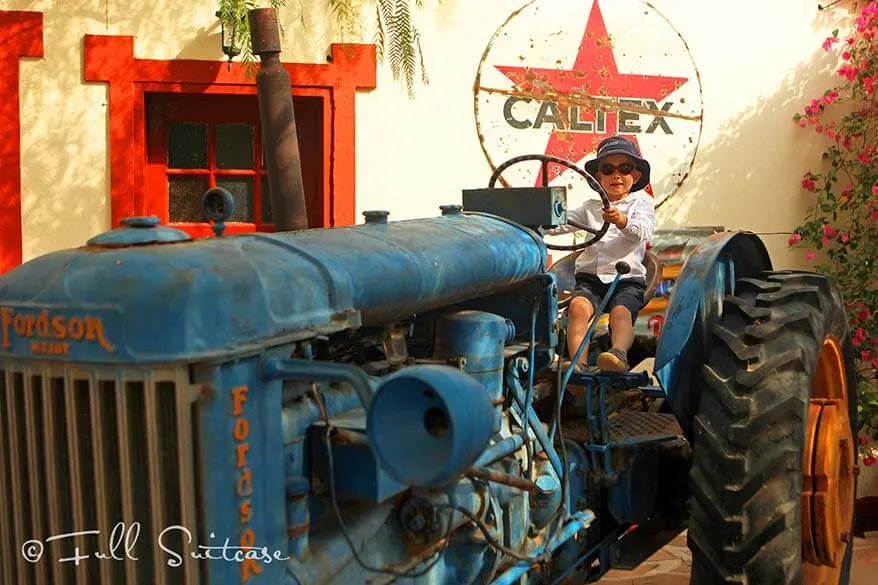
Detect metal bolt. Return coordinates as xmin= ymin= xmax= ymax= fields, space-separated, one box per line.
xmin=363 ymin=210 xmax=390 ymax=224
xmin=408 ymin=514 xmax=425 ymax=532
xmin=440 ymin=204 xmax=463 ymax=216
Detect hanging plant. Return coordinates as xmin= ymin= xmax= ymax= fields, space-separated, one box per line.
xmin=217 ymin=0 xmax=434 ymax=97
xmin=790 ymin=1 xmax=878 ymax=461
xmin=216 ymin=0 xmax=288 ymax=70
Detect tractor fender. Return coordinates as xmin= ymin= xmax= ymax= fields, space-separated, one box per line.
xmin=654 ymin=231 xmax=772 ymax=434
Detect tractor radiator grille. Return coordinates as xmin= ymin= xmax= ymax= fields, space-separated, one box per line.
xmin=0 ymin=361 xmax=203 ymax=585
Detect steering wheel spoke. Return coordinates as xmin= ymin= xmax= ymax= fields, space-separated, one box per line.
xmin=487 ymin=153 xmax=611 ymax=251
xmin=567 ymin=220 xmax=601 ymax=235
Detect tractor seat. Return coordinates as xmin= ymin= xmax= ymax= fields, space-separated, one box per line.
xmin=552 ymin=249 xmax=663 ymax=311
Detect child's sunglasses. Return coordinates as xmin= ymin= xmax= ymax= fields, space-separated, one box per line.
xmin=599 ymin=163 xmax=635 ymax=176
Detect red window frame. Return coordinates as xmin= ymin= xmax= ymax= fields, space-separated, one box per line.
xmin=144 ymin=88 xmax=330 ymax=238
xmin=0 ymin=11 xmax=43 ymax=275
xmin=83 ymin=37 xmax=376 ymax=239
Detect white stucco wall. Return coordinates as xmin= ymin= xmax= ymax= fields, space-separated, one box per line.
xmin=1 ymin=0 xmax=854 ymax=270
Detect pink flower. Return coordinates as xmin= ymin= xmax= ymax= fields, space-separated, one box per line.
xmin=840 ymin=232 xmax=850 ymax=244
xmin=861 ymin=350 xmax=872 ymax=361
xmin=861 ymin=434 xmax=871 ymax=447
xmin=822 ymin=225 xmax=837 ymax=237
xmin=788 ymin=232 xmax=802 ymax=246
xmin=802 ymin=176 xmax=816 ymax=191
xmin=843 ymin=50 xmax=852 ymax=60
xmin=822 ymin=37 xmax=838 ymax=51
xmin=821 ymin=236 xmax=830 ymax=246
xmin=847 ymin=37 xmax=856 ymax=46
xmin=872 ymin=211 xmax=878 ymax=221
xmin=798 ymin=117 xmax=808 ymax=128
xmin=858 ymin=308 xmax=872 ymax=321
xmin=872 ymin=184 xmax=878 ymax=196
xmin=854 ymin=328 xmax=867 ymax=346
xmin=806 ymin=251 xmax=816 ymax=261
xmin=838 ymin=64 xmax=859 ymax=81
xmin=866 ymin=455 xmax=877 ymax=467
xmin=859 ymin=153 xmax=873 ymax=165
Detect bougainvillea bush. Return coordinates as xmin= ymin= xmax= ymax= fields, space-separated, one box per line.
xmin=791 ymin=1 xmax=878 ymax=463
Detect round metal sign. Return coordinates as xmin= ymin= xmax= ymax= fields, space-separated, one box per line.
xmin=474 ymin=0 xmax=703 ymax=207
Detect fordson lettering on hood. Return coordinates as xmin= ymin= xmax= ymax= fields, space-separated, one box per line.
xmin=0 ymin=307 xmax=115 ymax=356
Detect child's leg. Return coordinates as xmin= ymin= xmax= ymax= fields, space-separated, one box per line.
xmin=596 ymin=280 xmax=645 ymax=372
xmin=608 ymin=306 xmax=634 ymax=352
xmin=567 ymin=297 xmax=596 ymax=365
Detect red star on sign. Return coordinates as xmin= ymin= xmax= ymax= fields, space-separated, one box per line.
xmin=495 ymin=0 xmax=689 ymax=191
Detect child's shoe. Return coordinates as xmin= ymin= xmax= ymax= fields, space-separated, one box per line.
xmin=596 ymin=347 xmax=630 ymax=372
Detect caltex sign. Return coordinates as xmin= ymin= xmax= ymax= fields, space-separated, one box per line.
xmin=474 ymin=0 xmax=703 ymax=205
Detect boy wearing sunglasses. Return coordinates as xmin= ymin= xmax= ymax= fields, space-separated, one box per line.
xmin=547 ymin=135 xmax=656 ymax=372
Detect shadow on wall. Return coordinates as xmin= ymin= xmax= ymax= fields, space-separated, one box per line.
xmin=16 ymin=0 xmax=336 ymax=263
xmin=655 ymin=43 xmax=846 ymax=270
xmin=17 ymin=0 xmax=110 ymax=262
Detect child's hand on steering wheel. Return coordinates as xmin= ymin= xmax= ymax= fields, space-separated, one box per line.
xmin=602 ymin=207 xmax=628 ymax=229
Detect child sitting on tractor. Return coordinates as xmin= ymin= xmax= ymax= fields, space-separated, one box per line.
xmin=547 ymin=135 xmax=656 ymax=372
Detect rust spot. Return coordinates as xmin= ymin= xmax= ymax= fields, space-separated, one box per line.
xmin=287 ymin=523 xmax=309 ymax=538
xmin=200 ymin=384 xmax=216 ymax=400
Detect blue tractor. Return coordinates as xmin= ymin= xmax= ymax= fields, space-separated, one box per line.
xmin=0 ymin=148 xmax=859 ymax=585
xmin=0 ymin=11 xmax=859 ymax=583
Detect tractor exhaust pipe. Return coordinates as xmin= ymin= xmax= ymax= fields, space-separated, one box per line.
xmin=248 ymin=7 xmax=308 ymax=231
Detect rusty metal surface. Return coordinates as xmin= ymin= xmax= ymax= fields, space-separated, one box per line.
xmin=468 ymin=465 xmax=537 ymax=492
xmin=473 ymin=0 xmax=703 ymax=208
xmin=248 ymin=8 xmax=308 ymax=231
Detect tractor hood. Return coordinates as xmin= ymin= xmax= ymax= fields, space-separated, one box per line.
xmin=0 ymin=212 xmax=546 ymax=364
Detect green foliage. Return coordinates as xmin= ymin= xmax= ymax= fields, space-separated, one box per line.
xmin=790 ymin=2 xmax=878 ymax=454
xmin=217 ymin=0 xmax=435 ymax=97
xmin=216 ymin=0 xmax=288 ymax=76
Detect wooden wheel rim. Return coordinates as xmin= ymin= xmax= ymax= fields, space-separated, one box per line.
xmin=803 ymin=337 xmax=855 ymax=584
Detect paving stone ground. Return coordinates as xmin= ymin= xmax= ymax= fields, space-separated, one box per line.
xmin=596 ymin=530 xmax=878 ymax=584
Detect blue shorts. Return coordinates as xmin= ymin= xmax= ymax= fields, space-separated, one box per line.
xmin=572 ymin=273 xmax=646 ymax=324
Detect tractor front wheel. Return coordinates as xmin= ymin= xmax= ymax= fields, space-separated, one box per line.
xmin=688 ymin=271 xmax=858 ymax=584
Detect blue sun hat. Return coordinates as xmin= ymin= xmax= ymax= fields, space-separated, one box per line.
xmin=583 ymin=136 xmax=651 ymax=193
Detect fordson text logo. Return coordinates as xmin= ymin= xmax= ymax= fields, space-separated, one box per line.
xmin=474 ymin=0 xmax=703 ymax=205
xmin=0 ymin=306 xmax=115 ymax=356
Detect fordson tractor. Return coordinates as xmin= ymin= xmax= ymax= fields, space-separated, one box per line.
xmin=0 ymin=11 xmax=860 ymax=585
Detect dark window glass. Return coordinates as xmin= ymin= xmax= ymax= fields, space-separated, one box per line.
xmin=216 ymin=177 xmax=255 ymax=222
xmin=169 ymin=176 xmax=210 ymax=221
xmin=216 ymin=124 xmax=254 ymax=169
xmin=168 ymin=123 xmax=207 ymax=169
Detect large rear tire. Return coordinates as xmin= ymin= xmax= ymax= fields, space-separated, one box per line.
xmin=688 ymin=271 xmax=858 ymax=584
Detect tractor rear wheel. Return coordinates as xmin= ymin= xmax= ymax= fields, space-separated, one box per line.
xmin=688 ymin=271 xmax=858 ymax=585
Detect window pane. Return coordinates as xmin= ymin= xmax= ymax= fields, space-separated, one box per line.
xmin=169 ymin=176 xmax=210 ymax=222
xmin=261 ymin=177 xmax=272 ymax=223
xmin=217 ymin=177 xmax=254 ymax=222
xmin=216 ymin=124 xmax=254 ymax=169
xmin=168 ymin=123 xmax=207 ymax=169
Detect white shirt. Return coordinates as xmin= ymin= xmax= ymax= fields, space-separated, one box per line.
xmin=546 ymin=192 xmax=656 ymax=283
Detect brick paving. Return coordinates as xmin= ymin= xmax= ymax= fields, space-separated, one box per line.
xmin=597 ymin=531 xmax=878 ymax=584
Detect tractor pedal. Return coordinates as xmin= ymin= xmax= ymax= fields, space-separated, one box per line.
xmin=570 ymin=369 xmax=651 ymax=390
xmin=608 ymin=410 xmax=683 ymax=446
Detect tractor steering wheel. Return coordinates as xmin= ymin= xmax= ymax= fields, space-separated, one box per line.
xmin=488 ymin=154 xmax=611 ymax=251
